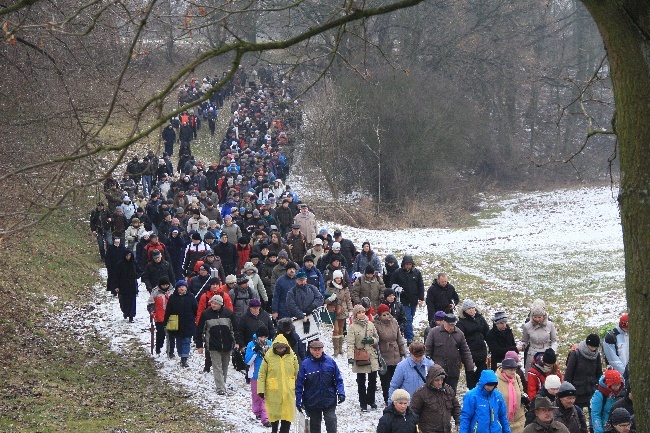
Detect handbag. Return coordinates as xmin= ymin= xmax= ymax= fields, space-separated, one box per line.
xmin=165 ymin=314 xmax=179 ymax=331
xmin=377 ymin=346 xmax=388 ymax=375
xmin=354 ymin=325 xmax=372 ymax=366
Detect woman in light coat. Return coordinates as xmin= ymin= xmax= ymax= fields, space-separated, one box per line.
xmin=521 ymin=299 xmax=558 ymax=370
xmin=347 ymin=304 xmax=380 ymax=412
xmin=257 ymin=334 xmax=299 ymax=433
xmin=496 ymin=358 xmax=525 ymax=433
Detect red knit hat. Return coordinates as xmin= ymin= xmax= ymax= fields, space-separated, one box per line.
xmin=377 ymin=304 xmax=390 ymax=315
xmin=604 ymin=369 xmax=623 ymax=386
xmin=619 ymin=313 xmax=629 ymax=330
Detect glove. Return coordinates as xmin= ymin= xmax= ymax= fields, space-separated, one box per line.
xmin=327 ymin=294 xmax=337 ymax=302
xmin=361 ymin=337 xmax=374 ymax=344
xmin=258 ymin=393 xmax=265 ymax=400
xmin=393 ymin=286 xmax=403 ymax=293
xmin=296 ymin=406 xmax=304 ymax=414
xmin=338 ymin=395 xmax=345 ymax=404
xmin=348 ymin=359 xmax=354 ymax=365
xmin=521 ymin=394 xmax=530 ymax=406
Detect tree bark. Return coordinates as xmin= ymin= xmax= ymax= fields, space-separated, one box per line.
xmin=580 ymin=2 xmax=650 ymax=432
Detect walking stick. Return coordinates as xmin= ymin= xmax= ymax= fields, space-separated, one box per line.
xmin=150 ymin=315 xmax=155 ymax=355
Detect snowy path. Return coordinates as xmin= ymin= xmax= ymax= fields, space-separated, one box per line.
xmin=84 ymin=184 xmax=624 ymax=433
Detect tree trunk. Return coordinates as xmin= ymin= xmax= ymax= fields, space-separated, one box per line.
xmin=580 ymin=2 xmax=650 ymax=432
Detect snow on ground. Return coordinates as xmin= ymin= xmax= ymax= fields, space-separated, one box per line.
xmin=76 ymin=183 xmax=625 ymax=433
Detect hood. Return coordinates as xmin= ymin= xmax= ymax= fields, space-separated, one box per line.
xmin=271 ymin=334 xmax=291 ymax=350
xmin=478 ymin=369 xmax=499 ymax=389
xmin=385 ymin=254 xmax=397 ymax=264
xmin=242 ymin=262 xmax=258 ymax=274
xmin=401 ymin=255 xmax=415 ymax=267
xmin=425 ymin=364 xmax=447 ymax=387
xmin=277 ymin=317 xmax=295 ymax=334
xmin=123 ymin=249 xmax=135 ymax=261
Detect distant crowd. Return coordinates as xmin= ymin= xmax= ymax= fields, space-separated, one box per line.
xmin=88 ymin=67 xmax=635 ymax=433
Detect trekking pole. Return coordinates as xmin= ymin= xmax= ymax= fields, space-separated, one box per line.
xmin=150 ymin=315 xmax=155 ymax=355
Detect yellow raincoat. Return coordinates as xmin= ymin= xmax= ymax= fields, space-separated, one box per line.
xmin=257 ymin=334 xmax=300 ymax=422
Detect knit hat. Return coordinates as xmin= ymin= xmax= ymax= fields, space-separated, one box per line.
xmin=208 ymin=277 xmax=220 ymax=286
xmin=377 ymin=304 xmax=390 ymax=315
xmin=361 ymin=297 xmax=371 ymax=309
xmin=434 ymin=311 xmax=447 ymax=322
xmin=295 ymin=271 xmax=307 ymax=280
xmin=332 ymin=270 xmax=344 ymax=280
xmin=384 ymin=288 xmax=395 ymax=298
xmin=391 ymin=389 xmax=410 ymax=403
xmin=237 ymin=275 xmax=249 ymax=285
xmin=151 ymin=249 xmax=162 ymax=258
xmin=256 ymin=326 xmax=269 ymax=337
xmin=544 ymin=375 xmax=561 ymax=390
xmin=530 ymin=299 xmax=546 ymax=316
xmin=493 ymin=311 xmax=508 ymax=324
xmin=210 ymin=295 xmax=224 ymax=306
xmin=175 ymin=280 xmax=188 ymax=289
xmin=586 ymin=333 xmax=600 ymax=347
xmin=462 ymin=299 xmax=476 ymax=310
xmin=542 ymin=348 xmax=557 ymax=365
xmin=352 ymin=304 xmax=366 ymax=314
xmin=285 ymin=261 xmax=299 ymax=270
xmin=557 ymin=381 xmax=577 ymax=398
xmin=501 ymin=358 xmax=519 ymax=369
xmin=364 ymin=265 xmax=375 ymax=275
xmin=505 ymin=351 xmax=520 ymax=362
xmin=249 ymin=298 xmax=262 ymax=307
xmin=443 ymin=314 xmax=457 ymax=324
xmin=225 ymin=275 xmax=237 ymax=284
xmin=191 ymin=232 xmax=202 ymax=240
xmin=619 ymin=313 xmax=629 ymax=330
xmin=331 ymin=242 xmax=341 ymax=250
xmin=303 ymin=255 xmax=314 ymax=263
xmin=278 ymin=250 xmax=289 ymax=259
xmin=609 ymin=408 xmax=632 ymax=425
xmin=158 ymin=276 xmax=170 ymax=286
xmin=604 ymin=369 xmax=623 ymax=387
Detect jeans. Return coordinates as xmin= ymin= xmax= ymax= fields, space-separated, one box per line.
xmin=142 ymin=175 xmax=152 ymax=196
xmin=209 ymin=350 xmax=231 ymax=392
xmin=404 ymin=305 xmax=417 ymax=342
xmin=306 ymin=406 xmax=337 ymax=433
xmin=176 ymin=336 xmax=191 ymax=358
xmin=96 ymin=231 xmax=111 ymax=261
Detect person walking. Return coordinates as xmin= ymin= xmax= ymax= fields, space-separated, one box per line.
xmin=195 ymin=294 xmax=235 ymax=395
xmin=258 ymin=334 xmax=300 ymax=433
xmin=496 ymin=358 xmax=527 ymax=433
xmin=114 ymin=249 xmax=138 ymax=322
xmin=391 ymin=255 xmax=424 ymax=345
xmin=411 ymin=364 xmax=461 ymax=433
xmin=456 ymin=299 xmax=489 ymax=390
xmin=388 ymin=343 xmax=433 ymax=404
xmin=347 ymin=304 xmax=380 ymax=412
xmin=244 ymin=326 xmax=273 ymax=428
xmin=295 ymin=340 xmax=345 ymax=433
xmin=377 ymin=389 xmax=419 ymax=433
xmin=523 ymin=397 xmax=570 ymax=433
xmin=460 ymin=369 xmax=512 ymax=433
xmin=164 ymin=280 xmax=198 ymax=367
xmin=375 ymin=303 xmax=407 ymax=405
xmin=325 ymin=269 xmax=353 ymax=356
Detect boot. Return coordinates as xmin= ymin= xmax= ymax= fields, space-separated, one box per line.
xmin=181 ymin=357 xmax=189 ymax=368
xmin=334 ymin=336 xmax=343 ymax=355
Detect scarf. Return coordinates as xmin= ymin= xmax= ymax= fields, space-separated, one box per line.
xmin=502 ymin=370 xmax=519 ymax=421
xmin=577 ymin=341 xmax=598 ymax=360
xmin=332 ymin=281 xmax=343 ymax=290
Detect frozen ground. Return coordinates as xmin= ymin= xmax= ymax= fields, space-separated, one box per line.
xmin=77 ymin=183 xmax=625 ymax=433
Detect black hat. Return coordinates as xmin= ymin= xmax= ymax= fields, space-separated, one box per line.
xmin=291 ymin=223 xmax=300 ymax=229
xmin=191 ymin=232 xmax=202 ymax=241
xmin=238 ymin=236 xmax=249 ymax=244
xmin=208 ymin=277 xmax=220 ymax=286
xmin=285 ymin=261 xmax=299 ymax=270
xmin=303 ymin=254 xmax=315 ymax=263
xmin=501 ymin=358 xmax=519 ymax=369
xmin=443 ymin=314 xmax=457 ymax=324
xmin=586 ymin=333 xmax=600 ymax=347
xmin=268 ymin=251 xmax=278 ymax=258
xmin=333 ymin=230 xmax=342 ymax=237
xmin=364 ymin=265 xmax=375 ymax=275
xmin=256 ymin=326 xmax=269 ymax=337
xmin=609 ymin=408 xmax=631 ymax=426
xmin=151 ymin=249 xmax=162 ymax=258
xmin=237 ymin=274 xmax=249 ymax=285
xmin=542 ymin=348 xmax=557 ymax=365
xmin=158 ymin=276 xmax=170 ymax=286
xmin=384 ymin=288 xmax=395 ymax=298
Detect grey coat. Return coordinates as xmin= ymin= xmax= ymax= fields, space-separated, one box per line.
xmin=347 ymin=318 xmax=380 ymax=373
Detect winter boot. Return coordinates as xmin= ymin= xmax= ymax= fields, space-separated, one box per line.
xmin=333 ymin=336 xmax=343 ymax=355
xmin=181 ymin=357 xmax=189 ymax=368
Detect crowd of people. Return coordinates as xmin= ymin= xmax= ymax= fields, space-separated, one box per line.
xmin=89 ymin=69 xmax=635 ymax=433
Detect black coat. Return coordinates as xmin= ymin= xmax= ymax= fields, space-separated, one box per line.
xmin=426 ymin=280 xmax=460 ymax=321
xmin=377 ymin=405 xmax=419 ymax=433
xmin=234 ymin=309 xmax=276 ymax=347
xmin=391 ymin=257 xmax=424 ymax=307
xmin=164 ymin=289 xmax=198 ymax=338
xmin=214 ymin=241 xmax=238 ymax=276
xmin=141 ymin=259 xmax=176 ymax=293
xmin=106 ymin=243 xmax=126 ymax=292
xmin=456 ymin=312 xmax=489 ymax=361
xmin=115 ymin=250 xmax=138 ymax=296
xmin=485 ymin=324 xmax=518 ymax=370
xmin=564 ymin=344 xmax=602 ymax=406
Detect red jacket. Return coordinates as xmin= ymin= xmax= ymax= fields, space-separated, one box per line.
xmin=527 ymin=363 xmax=563 ymax=399
xmin=195 ymin=284 xmax=233 ymax=324
xmin=236 ymin=244 xmax=251 ymax=273
xmin=150 ymin=290 xmax=170 ymax=323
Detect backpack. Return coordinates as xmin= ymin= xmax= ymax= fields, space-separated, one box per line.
xmin=602 ymin=328 xmax=620 ymax=366
xmin=565 ymin=344 xmax=579 ymax=366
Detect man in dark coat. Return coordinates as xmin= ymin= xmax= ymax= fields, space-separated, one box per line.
xmin=426 ymin=272 xmax=460 ymax=321
xmin=332 ymin=230 xmax=356 ymax=277
xmin=234 ymin=298 xmax=276 ymax=350
xmin=140 ymin=249 xmax=176 ymax=293
xmin=106 ymin=237 xmax=125 ymax=296
xmin=391 ymin=255 xmax=424 ymax=344
xmin=162 ymin=124 xmax=176 ymax=156
xmin=485 ymin=311 xmax=518 ymax=371
xmin=214 ymin=232 xmax=239 ymax=276
xmin=90 ymin=202 xmax=111 ymax=262
xmin=455 ymin=299 xmax=490 ymax=390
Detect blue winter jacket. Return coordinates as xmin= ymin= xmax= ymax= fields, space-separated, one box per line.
xmin=388 ymin=356 xmax=435 ymax=403
xmin=295 ymin=353 xmax=344 ymax=410
xmin=459 ymin=370 xmax=511 ymax=433
xmin=302 ymin=265 xmax=325 ymax=294
xmin=590 ymin=375 xmax=625 ymax=433
xmin=244 ymin=335 xmax=272 ymax=380
xmin=272 ymin=274 xmax=296 ymax=319
xmin=286 ymin=283 xmax=324 ymax=319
